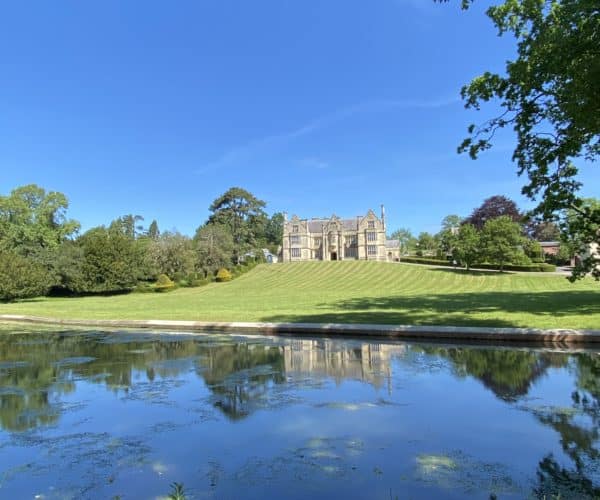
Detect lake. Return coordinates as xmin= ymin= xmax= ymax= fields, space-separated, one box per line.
xmin=0 ymin=328 xmax=598 ymax=499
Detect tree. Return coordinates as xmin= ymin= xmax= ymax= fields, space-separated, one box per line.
xmin=562 ymin=198 xmax=600 ymax=281
xmin=208 ymin=188 xmax=267 ymax=262
xmin=0 ymin=184 xmax=80 ymax=256
xmin=438 ymin=215 xmax=463 ymax=255
xmin=416 ymin=232 xmax=438 ymax=256
xmin=453 ymin=223 xmax=480 ymax=270
xmin=480 ymin=216 xmax=525 ymax=271
xmin=145 ymin=232 xmax=195 ymax=280
xmin=390 ymin=228 xmax=416 ymax=255
xmin=464 ymin=195 xmax=522 ymax=230
xmin=441 ymin=0 xmax=600 ymax=279
xmin=525 ymin=220 xmax=561 ymax=242
xmin=441 ymin=214 xmax=462 ymax=232
xmin=194 ymin=224 xmax=234 ymax=277
xmin=264 ymin=212 xmax=284 ymax=250
xmin=0 ymin=251 xmax=50 ymax=301
xmin=147 ymin=220 xmax=160 ymax=240
xmin=78 ymin=225 xmax=141 ymax=293
xmin=112 ymin=214 xmax=144 ymax=240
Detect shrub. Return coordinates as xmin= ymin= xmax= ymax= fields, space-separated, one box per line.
xmin=0 ymin=251 xmax=50 ymax=301
xmin=155 ymin=273 xmax=175 ymax=292
xmin=215 ymin=268 xmax=232 ymax=282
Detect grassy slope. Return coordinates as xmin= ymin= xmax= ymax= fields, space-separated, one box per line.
xmin=0 ymin=261 xmax=598 ymax=329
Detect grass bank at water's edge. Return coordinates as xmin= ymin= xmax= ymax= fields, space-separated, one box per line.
xmin=0 ymin=261 xmax=598 ymax=329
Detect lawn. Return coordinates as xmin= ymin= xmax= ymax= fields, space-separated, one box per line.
xmin=1 ymin=261 xmax=599 ymax=329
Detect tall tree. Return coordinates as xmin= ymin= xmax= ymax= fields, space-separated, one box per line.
xmin=439 ymin=0 xmax=600 ymax=279
xmin=194 ymin=224 xmax=234 ymax=277
xmin=416 ymin=232 xmax=438 ymax=256
xmin=208 ymin=187 xmax=267 ymax=262
xmin=452 ymin=223 xmax=480 ymax=270
xmin=145 ymin=232 xmax=195 ymax=280
xmin=264 ymin=212 xmax=284 ymax=250
xmin=464 ymin=195 xmax=522 ymax=230
xmin=525 ymin=220 xmax=561 ymax=242
xmin=147 ymin=220 xmax=160 ymax=240
xmin=390 ymin=228 xmax=416 ymax=255
xmin=481 ymin=216 xmax=525 ymax=271
xmin=0 ymin=184 xmax=79 ymax=256
xmin=441 ymin=214 xmax=462 ymax=232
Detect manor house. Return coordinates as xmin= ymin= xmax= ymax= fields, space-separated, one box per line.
xmin=281 ymin=206 xmax=400 ymax=262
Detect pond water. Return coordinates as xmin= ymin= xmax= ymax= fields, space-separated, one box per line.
xmin=0 ymin=329 xmax=598 ymax=499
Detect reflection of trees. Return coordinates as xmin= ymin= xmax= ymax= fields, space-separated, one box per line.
xmin=417 ymin=346 xmax=562 ymax=400
xmin=533 ymin=354 xmax=600 ymax=499
xmin=197 ymin=343 xmax=286 ymax=420
xmin=417 ymin=345 xmax=599 ymax=499
xmin=0 ymin=333 xmax=198 ymax=431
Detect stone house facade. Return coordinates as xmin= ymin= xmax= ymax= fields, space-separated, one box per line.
xmin=281 ymin=206 xmax=400 ymax=262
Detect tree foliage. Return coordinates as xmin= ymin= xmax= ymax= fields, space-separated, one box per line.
xmin=145 ymin=232 xmax=195 ymax=280
xmin=0 ymin=251 xmax=50 ymax=301
xmin=208 ymin=187 xmax=267 ymax=262
xmin=481 ymin=216 xmax=525 ymax=271
xmin=0 ymin=184 xmax=79 ymax=256
xmin=194 ymin=224 xmax=235 ymax=277
xmin=390 ymin=228 xmax=416 ymax=255
xmin=453 ymin=223 xmax=481 ymax=270
xmin=78 ymin=225 xmax=141 ymax=293
xmin=441 ymin=0 xmax=600 ymax=279
xmin=464 ymin=195 xmax=522 ymax=230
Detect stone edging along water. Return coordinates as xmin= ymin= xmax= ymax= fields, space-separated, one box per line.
xmin=1 ymin=314 xmax=599 ymax=344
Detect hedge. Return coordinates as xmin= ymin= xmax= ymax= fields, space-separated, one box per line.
xmin=399 ymin=257 xmax=556 ymax=272
xmin=475 ymin=263 xmax=556 ymax=272
xmin=400 ymin=257 xmax=453 ymax=266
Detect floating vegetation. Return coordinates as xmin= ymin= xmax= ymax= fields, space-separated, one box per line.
xmin=53 ymin=356 xmax=95 ymax=367
xmin=414 ymin=451 xmax=522 ymax=496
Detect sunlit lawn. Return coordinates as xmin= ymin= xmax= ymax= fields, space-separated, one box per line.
xmin=0 ymin=261 xmax=598 ymax=329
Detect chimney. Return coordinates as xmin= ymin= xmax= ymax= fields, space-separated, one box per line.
xmin=381 ymin=204 xmax=386 ymax=231
xmin=283 ymin=211 xmax=288 ymax=222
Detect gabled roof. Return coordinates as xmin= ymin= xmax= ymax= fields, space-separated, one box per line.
xmin=307 ymin=218 xmax=360 ymax=232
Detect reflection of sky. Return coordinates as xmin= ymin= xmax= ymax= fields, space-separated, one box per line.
xmin=0 ymin=332 xmax=598 ymax=499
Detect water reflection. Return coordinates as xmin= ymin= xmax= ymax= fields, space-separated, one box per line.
xmin=0 ymin=330 xmax=598 ymax=498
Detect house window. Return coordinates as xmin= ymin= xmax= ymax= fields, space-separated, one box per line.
xmin=367 ymin=231 xmax=377 ymax=242
xmin=367 ymin=245 xmax=377 ymax=255
xmin=346 ymin=235 xmax=357 ymax=246
xmin=368 ymin=221 xmax=375 ymax=229
xmin=314 ymin=238 xmax=321 ymax=246
xmin=292 ymin=225 xmax=299 ymax=233
xmin=345 ymin=247 xmax=357 ymax=258
xmin=291 ymin=248 xmax=301 ymax=258
xmin=290 ymin=235 xmax=300 ymax=244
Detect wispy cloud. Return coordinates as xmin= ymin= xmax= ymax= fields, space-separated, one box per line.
xmin=195 ymin=96 xmax=460 ymax=174
xmin=299 ymin=157 xmax=329 ymax=169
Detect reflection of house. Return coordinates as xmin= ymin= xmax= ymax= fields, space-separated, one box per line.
xmin=281 ymin=206 xmax=400 ymax=262
xmin=539 ymin=241 xmax=560 ymax=256
xmin=282 ymin=339 xmax=406 ymax=390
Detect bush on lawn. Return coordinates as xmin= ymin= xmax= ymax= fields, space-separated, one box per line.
xmin=155 ymin=273 xmax=176 ymax=292
xmin=215 ymin=268 xmax=232 ymax=282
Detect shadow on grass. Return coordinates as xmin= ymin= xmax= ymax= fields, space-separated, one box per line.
xmin=263 ymin=290 xmax=600 ymax=328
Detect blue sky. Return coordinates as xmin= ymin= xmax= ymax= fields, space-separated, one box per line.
xmin=1 ymin=0 xmax=597 ymax=236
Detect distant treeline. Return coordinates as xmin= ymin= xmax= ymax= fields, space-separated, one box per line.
xmin=0 ymin=185 xmax=283 ymax=301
